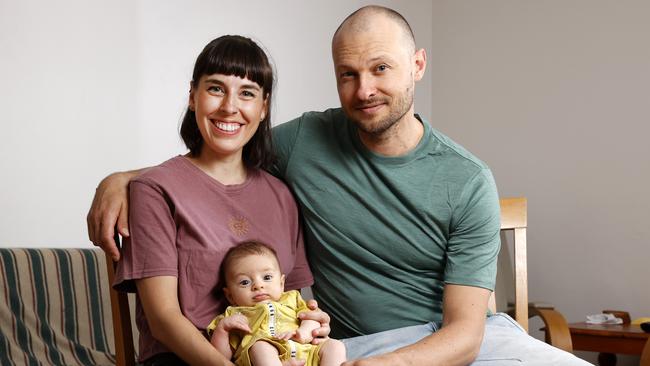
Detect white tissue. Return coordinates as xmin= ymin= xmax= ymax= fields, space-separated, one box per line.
xmin=586 ymin=314 xmax=623 ymax=324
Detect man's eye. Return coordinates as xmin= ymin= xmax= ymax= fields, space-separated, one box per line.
xmin=239 ymin=279 xmax=251 ymax=286
xmin=340 ymin=71 xmax=355 ymax=79
xmin=263 ymin=274 xmax=273 ymax=281
xmin=377 ymin=64 xmax=388 ymax=72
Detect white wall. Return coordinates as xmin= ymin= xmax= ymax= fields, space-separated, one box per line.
xmin=429 ymin=1 xmax=649 ymax=365
xmin=0 ymin=0 xmax=432 ymax=247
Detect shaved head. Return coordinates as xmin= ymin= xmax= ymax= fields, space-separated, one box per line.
xmin=332 ymin=5 xmax=416 ymax=54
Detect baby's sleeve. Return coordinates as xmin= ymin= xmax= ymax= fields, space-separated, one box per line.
xmin=292 ymin=290 xmax=310 ymax=315
xmin=206 ymin=313 xmax=225 ymax=337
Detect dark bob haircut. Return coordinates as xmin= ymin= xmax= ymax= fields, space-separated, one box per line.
xmin=180 ymin=35 xmax=275 ymax=170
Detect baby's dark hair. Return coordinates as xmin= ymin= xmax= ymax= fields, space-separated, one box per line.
xmin=221 ymin=241 xmax=280 ymax=282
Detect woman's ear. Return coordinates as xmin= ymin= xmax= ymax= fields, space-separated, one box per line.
xmin=188 ymin=82 xmax=196 ymax=111
xmin=260 ymin=97 xmax=269 ymax=121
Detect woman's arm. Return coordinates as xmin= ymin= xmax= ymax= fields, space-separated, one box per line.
xmin=136 ymin=275 xmax=234 ymax=366
xmin=209 ymin=314 xmax=252 ymax=360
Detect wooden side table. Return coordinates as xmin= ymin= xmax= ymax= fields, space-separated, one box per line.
xmin=568 ymin=322 xmax=650 ymax=366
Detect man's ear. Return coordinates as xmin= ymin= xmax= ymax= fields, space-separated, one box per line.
xmin=413 ymin=48 xmax=427 ymax=82
xmin=223 ymin=287 xmax=234 ymax=304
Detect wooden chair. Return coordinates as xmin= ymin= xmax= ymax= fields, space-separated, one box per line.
xmin=105 ymin=233 xmax=136 ymax=366
xmin=490 ymin=197 xmax=574 ymax=352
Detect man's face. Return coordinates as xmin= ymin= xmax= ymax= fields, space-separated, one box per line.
xmin=332 ymin=17 xmax=422 ymax=136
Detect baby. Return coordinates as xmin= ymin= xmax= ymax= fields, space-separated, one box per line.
xmin=207 ymin=241 xmax=346 ymax=366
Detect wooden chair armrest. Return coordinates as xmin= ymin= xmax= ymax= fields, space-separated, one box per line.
xmin=530 ymin=307 xmax=573 ymax=353
xmin=641 ymin=337 xmax=650 ymax=366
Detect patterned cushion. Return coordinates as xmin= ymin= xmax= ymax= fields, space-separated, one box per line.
xmin=0 ymin=248 xmax=117 ymax=365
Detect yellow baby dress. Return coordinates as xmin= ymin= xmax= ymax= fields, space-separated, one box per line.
xmin=207 ymin=290 xmax=322 ymax=366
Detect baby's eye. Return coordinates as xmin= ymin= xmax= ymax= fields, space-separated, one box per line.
xmin=263 ymin=274 xmax=273 ymax=281
xmin=239 ymin=279 xmax=251 ymax=286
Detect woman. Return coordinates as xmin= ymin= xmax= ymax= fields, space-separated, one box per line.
xmin=113 ymin=35 xmax=315 ymax=366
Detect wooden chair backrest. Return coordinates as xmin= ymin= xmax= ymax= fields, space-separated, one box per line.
xmin=488 ymin=197 xmax=529 ymax=331
xmin=106 ymin=233 xmax=136 ymax=366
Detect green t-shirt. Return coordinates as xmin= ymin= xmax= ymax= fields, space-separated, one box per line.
xmin=272 ymin=108 xmax=500 ymax=338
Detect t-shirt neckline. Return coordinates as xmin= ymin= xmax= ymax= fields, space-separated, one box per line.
xmin=348 ymin=113 xmax=433 ymax=166
xmin=176 ymin=155 xmax=257 ymax=193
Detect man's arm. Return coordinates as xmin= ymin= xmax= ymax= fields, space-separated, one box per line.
xmin=137 ymin=276 xmax=234 ymax=366
xmin=87 ymin=168 xmax=148 ymax=260
xmin=343 ymin=284 xmax=490 ymax=366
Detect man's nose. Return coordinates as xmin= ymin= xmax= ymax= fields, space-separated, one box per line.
xmin=356 ymin=74 xmax=377 ymax=101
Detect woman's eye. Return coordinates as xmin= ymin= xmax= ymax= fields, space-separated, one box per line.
xmin=263 ymin=275 xmax=272 ymax=281
xmin=241 ymin=90 xmax=256 ymax=98
xmin=208 ymin=86 xmax=224 ymax=93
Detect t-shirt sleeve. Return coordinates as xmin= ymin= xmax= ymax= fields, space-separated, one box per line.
xmin=113 ymin=179 xmax=179 ymax=292
xmin=283 ymin=211 xmax=314 ymax=291
xmin=444 ymin=168 xmax=501 ymax=291
xmin=270 ymin=117 xmax=302 ymax=178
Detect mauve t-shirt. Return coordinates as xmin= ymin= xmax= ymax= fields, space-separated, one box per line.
xmin=113 ymin=156 xmax=313 ymax=361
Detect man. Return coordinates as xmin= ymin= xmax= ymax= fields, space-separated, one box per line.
xmin=89 ymin=6 xmax=590 ymax=365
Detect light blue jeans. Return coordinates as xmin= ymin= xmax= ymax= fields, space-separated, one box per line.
xmin=341 ymin=313 xmax=593 ymax=365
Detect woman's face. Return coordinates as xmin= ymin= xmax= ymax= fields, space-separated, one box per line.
xmin=189 ymin=73 xmax=267 ymax=161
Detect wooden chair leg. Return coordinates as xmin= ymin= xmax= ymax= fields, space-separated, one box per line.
xmin=105 ymin=252 xmax=135 ymax=366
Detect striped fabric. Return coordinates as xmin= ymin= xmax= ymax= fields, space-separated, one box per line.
xmin=0 ymin=248 xmax=117 ymax=365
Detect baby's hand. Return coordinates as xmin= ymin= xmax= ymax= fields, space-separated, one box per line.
xmin=291 ymin=328 xmax=313 ymax=344
xmin=219 ymin=313 xmax=251 ymax=334
xmin=275 ymin=330 xmax=296 ymax=341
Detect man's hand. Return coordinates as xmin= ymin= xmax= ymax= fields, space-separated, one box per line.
xmin=297 ymin=299 xmax=331 ymax=345
xmin=86 ymin=170 xmax=141 ymax=261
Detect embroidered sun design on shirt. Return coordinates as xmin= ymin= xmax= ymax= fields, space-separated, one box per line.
xmin=228 ymin=216 xmax=250 ymax=236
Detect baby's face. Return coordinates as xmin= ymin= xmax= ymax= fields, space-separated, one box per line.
xmin=224 ymin=253 xmax=285 ymax=307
